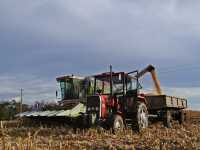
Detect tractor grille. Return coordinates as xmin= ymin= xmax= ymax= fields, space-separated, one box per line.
xmin=86 ymin=96 xmax=100 ymax=112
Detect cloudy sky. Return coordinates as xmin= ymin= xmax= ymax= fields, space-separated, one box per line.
xmin=0 ymin=0 xmax=200 ymax=109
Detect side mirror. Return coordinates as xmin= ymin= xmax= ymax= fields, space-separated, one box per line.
xmin=138 ymin=83 xmax=142 ymax=89
xmin=56 ymin=91 xmax=58 ymax=98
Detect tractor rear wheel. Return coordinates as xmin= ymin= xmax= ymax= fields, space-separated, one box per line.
xmin=112 ymin=114 xmax=124 ymax=133
xmin=132 ymin=102 xmax=148 ymax=132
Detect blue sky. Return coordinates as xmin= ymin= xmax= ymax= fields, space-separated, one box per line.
xmin=0 ymin=0 xmax=200 ymax=109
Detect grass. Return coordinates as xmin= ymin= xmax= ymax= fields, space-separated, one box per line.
xmin=0 ymin=122 xmax=200 ymax=150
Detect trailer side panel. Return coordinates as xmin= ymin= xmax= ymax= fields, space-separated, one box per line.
xmin=146 ymin=95 xmax=187 ymax=110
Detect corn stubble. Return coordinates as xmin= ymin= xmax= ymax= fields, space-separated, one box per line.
xmin=0 ymin=123 xmax=200 ymax=150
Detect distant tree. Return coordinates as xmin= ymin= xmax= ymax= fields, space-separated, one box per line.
xmin=0 ymin=100 xmax=31 ymax=120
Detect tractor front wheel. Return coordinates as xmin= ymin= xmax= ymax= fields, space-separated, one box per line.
xmin=112 ymin=114 xmax=124 ymax=133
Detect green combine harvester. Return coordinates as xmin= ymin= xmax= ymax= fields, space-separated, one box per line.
xmin=18 ymin=75 xmax=94 ymax=125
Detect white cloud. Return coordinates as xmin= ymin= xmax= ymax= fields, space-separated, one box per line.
xmin=0 ymin=74 xmax=57 ymax=104
xmin=164 ymin=87 xmax=200 ymax=98
xmin=9 ymin=96 xmax=21 ymax=103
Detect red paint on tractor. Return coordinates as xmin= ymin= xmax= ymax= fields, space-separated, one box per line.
xmin=138 ymin=93 xmax=146 ymax=104
xmin=101 ymin=95 xmax=108 ymax=118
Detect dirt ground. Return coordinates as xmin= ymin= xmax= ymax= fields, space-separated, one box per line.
xmin=0 ymin=122 xmax=200 ymax=150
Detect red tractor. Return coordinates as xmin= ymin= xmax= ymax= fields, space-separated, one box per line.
xmin=84 ymin=66 xmax=150 ymax=131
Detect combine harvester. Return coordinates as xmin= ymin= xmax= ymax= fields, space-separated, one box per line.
xmin=18 ymin=75 xmax=94 ymax=126
xmin=19 ymin=65 xmax=188 ymax=131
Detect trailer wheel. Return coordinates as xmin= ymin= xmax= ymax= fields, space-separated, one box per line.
xmin=112 ymin=114 xmax=124 ymax=133
xmin=164 ymin=110 xmax=172 ymax=128
xmin=132 ymin=102 xmax=148 ymax=132
xmin=179 ymin=110 xmax=185 ymax=124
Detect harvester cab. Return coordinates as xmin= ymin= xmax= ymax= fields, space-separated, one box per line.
xmin=56 ymin=75 xmax=86 ymax=106
xmin=85 ymin=66 xmax=148 ymax=131
xmin=56 ymin=75 xmax=92 ymax=108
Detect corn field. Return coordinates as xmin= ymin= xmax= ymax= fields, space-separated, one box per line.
xmin=0 ymin=122 xmax=200 ymax=150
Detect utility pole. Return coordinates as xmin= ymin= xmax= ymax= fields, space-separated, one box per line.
xmin=20 ymin=88 xmax=23 ymax=114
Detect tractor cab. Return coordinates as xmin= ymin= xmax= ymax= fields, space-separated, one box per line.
xmin=94 ymin=71 xmax=141 ymax=97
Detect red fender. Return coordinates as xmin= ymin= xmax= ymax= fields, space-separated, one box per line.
xmin=138 ymin=93 xmax=147 ymax=104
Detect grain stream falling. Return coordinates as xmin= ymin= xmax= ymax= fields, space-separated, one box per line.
xmin=151 ymin=70 xmax=162 ymax=95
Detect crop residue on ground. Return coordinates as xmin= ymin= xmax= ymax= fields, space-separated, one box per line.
xmin=0 ymin=123 xmax=200 ymax=150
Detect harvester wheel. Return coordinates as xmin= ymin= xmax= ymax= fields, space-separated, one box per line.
xmin=163 ymin=110 xmax=172 ymax=128
xmin=112 ymin=114 xmax=124 ymax=133
xmin=132 ymin=102 xmax=148 ymax=132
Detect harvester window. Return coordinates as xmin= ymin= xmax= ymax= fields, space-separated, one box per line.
xmin=59 ymin=79 xmax=81 ymax=100
xmin=66 ymin=81 xmax=76 ymax=99
xmin=60 ymin=81 xmax=66 ymax=100
xmin=73 ymin=79 xmax=84 ymax=99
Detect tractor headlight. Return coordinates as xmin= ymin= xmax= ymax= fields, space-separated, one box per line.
xmin=91 ymin=107 xmax=95 ymax=111
xmin=95 ymin=107 xmax=99 ymax=111
xmin=87 ymin=107 xmax=91 ymax=111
